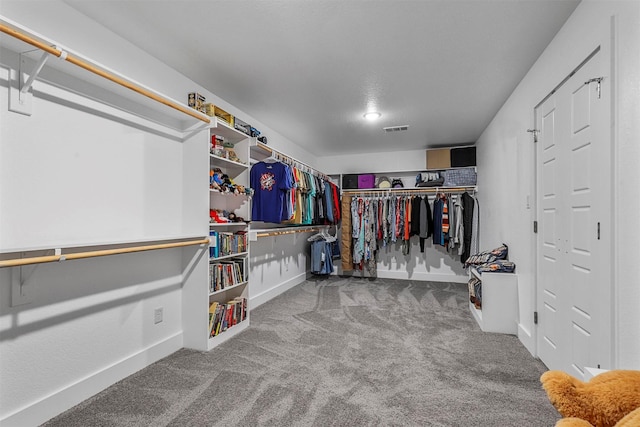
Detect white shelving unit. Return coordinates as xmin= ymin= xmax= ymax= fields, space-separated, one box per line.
xmin=334 ymin=167 xmax=477 ymax=192
xmin=206 ymin=120 xmax=251 ymax=350
xmin=468 ymin=267 xmax=518 ymax=334
xmin=182 ymin=118 xmax=252 ymax=351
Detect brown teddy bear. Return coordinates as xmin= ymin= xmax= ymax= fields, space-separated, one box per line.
xmin=540 ymin=370 xmax=640 ymax=427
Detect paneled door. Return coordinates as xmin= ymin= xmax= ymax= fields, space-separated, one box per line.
xmin=535 ymin=47 xmax=612 ymax=378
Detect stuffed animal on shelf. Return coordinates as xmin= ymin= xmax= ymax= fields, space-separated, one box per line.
xmin=221 ymin=141 xmax=242 ymax=163
xmin=209 ymin=209 xmax=230 ymax=223
xmin=540 ymin=370 xmax=640 ymax=427
xmin=210 ymin=168 xmax=223 ymax=191
xmin=220 ymin=174 xmax=234 ymax=192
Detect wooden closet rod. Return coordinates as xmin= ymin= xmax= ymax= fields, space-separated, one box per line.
xmin=0 ymin=23 xmax=211 ymax=124
xmin=342 ymin=186 xmax=477 ymax=195
xmin=255 ymin=143 xmax=330 ymax=181
xmin=0 ymin=238 xmax=209 ymax=268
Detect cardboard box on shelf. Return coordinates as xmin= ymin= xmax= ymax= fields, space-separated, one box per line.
xmin=426 ymin=148 xmax=451 ymax=169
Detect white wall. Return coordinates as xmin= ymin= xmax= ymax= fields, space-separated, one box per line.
xmin=0 ymin=54 xmax=189 ymax=425
xmin=318 ymin=148 xmax=427 ymax=175
xmin=0 ymin=251 xmax=184 ymax=426
xmin=249 ymin=232 xmax=312 ymax=307
xmin=476 ymin=0 xmax=640 ymax=368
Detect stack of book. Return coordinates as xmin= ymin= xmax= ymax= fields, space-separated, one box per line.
xmin=208 ymin=297 xmax=247 ymax=337
xmin=209 ymin=231 xmax=248 ymax=258
xmin=209 ymin=258 xmax=246 ymax=293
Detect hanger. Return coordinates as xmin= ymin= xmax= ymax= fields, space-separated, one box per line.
xmin=307 ymin=227 xmax=337 ymax=242
xmin=264 ymin=152 xmax=278 ymax=163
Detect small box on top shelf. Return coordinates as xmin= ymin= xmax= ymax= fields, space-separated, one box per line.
xmin=203 ymin=103 xmax=215 ymax=117
xmin=188 ymin=92 xmax=206 ymax=113
xmin=426 ymin=148 xmax=451 ymax=169
xmin=211 ymin=135 xmax=225 ymax=157
xmin=233 ymin=117 xmax=252 ymax=137
xmin=451 ymin=146 xmax=476 ymax=167
xmin=213 ymin=105 xmax=234 ymax=127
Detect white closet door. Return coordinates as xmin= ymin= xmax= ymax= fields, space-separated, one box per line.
xmin=536 ymin=48 xmax=612 ymax=377
xmin=537 ymin=91 xmax=564 ymax=371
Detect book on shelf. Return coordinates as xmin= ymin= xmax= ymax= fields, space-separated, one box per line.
xmin=209 ymin=258 xmax=246 ymax=293
xmin=209 ymin=231 xmax=247 ymax=258
xmin=209 ymin=230 xmax=219 ymax=258
xmin=220 ymin=231 xmax=247 ymax=257
xmin=208 ymin=302 xmax=219 ymax=336
xmin=209 ymin=297 xmax=248 ymax=337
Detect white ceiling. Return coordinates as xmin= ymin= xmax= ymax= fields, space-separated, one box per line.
xmin=63 ymin=0 xmax=580 ymax=156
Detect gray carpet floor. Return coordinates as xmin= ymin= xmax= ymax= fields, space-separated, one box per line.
xmin=44 ymin=277 xmax=560 ymax=426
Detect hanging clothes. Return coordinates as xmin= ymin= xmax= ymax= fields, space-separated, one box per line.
xmin=441 ymin=194 xmax=450 ymax=248
xmin=470 ymin=193 xmax=480 ymax=257
xmin=351 ymin=198 xmax=364 ymax=265
xmin=331 ymin=183 xmax=341 ymax=223
xmin=364 ymin=199 xmax=377 ymax=275
xmin=324 ymin=181 xmax=334 ymax=223
xmin=452 ymin=195 xmax=465 ymax=256
xmin=310 ymin=239 xmax=334 ymax=275
xmin=401 ymin=197 xmax=412 ymax=256
xmin=250 ymin=161 xmax=294 ymax=223
xmin=410 ymin=196 xmax=421 ymax=237
xmin=254 ymin=161 xmax=339 ymax=226
xmin=345 ymin=190 xmax=473 ymax=269
xmin=418 ymin=196 xmax=433 ymax=252
xmin=461 ymin=191 xmax=475 ymax=264
xmin=341 ymin=195 xmax=353 ymax=271
xmin=432 ymin=195 xmax=444 ymax=247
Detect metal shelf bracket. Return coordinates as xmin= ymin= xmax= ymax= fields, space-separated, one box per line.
xmin=9 ymin=47 xmax=68 ymax=116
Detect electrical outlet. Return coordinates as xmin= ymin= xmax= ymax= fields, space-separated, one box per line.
xmin=154 ymin=307 xmax=163 ymax=324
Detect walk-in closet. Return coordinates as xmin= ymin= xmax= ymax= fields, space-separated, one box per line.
xmin=1 ymin=1 xmax=639 ymax=426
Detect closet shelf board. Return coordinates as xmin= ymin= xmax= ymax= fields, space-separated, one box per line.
xmin=209 ymin=281 xmax=248 ymax=297
xmin=209 ymin=222 xmax=248 ymax=227
xmin=248 ymin=140 xmax=272 ymax=162
xmin=212 ymin=120 xmax=248 ymax=144
xmin=209 ymin=189 xmax=251 ymax=198
xmin=342 ymin=186 xmax=477 ymax=194
xmin=209 ymin=154 xmax=249 ymax=172
xmin=207 ymin=319 xmax=250 ymax=351
xmin=0 ymin=17 xmax=210 ymax=134
xmin=332 ymin=166 xmax=477 ymax=176
xmin=209 ymin=252 xmax=249 ymax=261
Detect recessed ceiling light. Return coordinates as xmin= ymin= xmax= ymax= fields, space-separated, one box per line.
xmin=363 ymin=112 xmax=381 ymax=121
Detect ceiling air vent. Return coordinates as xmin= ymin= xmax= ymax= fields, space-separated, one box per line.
xmin=383 ymin=125 xmax=409 ymax=133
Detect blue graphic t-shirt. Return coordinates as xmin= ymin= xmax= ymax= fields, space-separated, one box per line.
xmin=251 ymin=162 xmax=293 ymax=223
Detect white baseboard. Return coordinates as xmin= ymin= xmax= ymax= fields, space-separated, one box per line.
xmin=250 ymin=272 xmax=307 ymax=309
xmin=1 ymin=332 xmax=183 ymax=427
xmin=518 ymin=323 xmax=536 ymax=357
xmin=338 ymin=268 xmax=467 ymax=284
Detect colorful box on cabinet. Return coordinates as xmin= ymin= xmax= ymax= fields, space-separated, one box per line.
xmin=357 ymin=174 xmax=376 ymax=189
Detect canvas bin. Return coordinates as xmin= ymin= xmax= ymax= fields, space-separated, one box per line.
xmin=358 ymin=174 xmax=376 ymax=189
